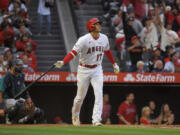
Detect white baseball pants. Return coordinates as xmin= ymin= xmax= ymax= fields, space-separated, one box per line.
xmin=72 ymin=65 xmax=103 ymax=124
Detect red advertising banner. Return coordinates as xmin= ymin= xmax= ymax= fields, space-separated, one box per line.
xmin=0 ymin=72 xmax=179 ymax=83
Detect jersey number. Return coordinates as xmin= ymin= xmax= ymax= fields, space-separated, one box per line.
xmin=97 ymin=53 xmax=103 ymax=61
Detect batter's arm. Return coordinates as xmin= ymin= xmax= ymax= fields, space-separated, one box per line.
xmin=104 ymin=50 xmax=115 ymax=65
xmin=104 ymin=50 xmax=120 ymax=73
xmin=55 ymin=50 xmax=78 ymax=68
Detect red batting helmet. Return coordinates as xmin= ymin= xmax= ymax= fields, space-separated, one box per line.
xmin=86 ymin=18 xmax=102 ymax=32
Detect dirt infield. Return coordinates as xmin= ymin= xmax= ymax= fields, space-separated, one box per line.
xmin=0 ymin=124 xmax=180 ymax=129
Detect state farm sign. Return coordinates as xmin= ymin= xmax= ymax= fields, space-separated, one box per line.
xmin=123 ymin=73 xmax=175 ymax=83
xmin=0 ymin=72 xmax=179 ymax=83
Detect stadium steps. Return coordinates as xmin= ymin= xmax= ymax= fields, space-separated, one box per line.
xmin=73 ymin=0 xmax=118 ymax=72
xmin=29 ymin=0 xmax=70 ymax=72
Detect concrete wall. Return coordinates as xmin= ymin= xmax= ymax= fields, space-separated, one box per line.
xmin=56 ymin=0 xmax=78 ymax=72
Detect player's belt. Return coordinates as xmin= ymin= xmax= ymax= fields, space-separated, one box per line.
xmin=80 ymin=63 xmax=97 ymax=69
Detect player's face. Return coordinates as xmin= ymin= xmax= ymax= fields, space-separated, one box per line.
xmin=94 ymin=23 xmax=101 ymax=33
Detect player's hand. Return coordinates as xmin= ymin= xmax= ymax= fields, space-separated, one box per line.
xmin=113 ymin=63 xmax=120 ymax=73
xmin=55 ymin=61 xmax=64 ymax=68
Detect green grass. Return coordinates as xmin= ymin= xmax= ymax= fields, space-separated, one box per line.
xmin=0 ymin=125 xmax=180 ymax=135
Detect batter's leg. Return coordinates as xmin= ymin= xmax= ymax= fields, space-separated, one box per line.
xmin=72 ymin=72 xmax=90 ymax=119
xmin=91 ymin=69 xmax=103 ymax=124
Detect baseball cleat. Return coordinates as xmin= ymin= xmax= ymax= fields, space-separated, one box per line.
xmin=72 ymin=116 xmax=80 ymax=126
xmin=93 ymin=122 xmax=103 ymax=126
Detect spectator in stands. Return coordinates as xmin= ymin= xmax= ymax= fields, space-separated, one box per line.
xmin=14 ymin=24 xmax=32 ymax=40
xmin=1 ymin=15 xmax=12 ymax=27
xmin=19 ymin=45 xmax=37 ymax=71
xmin=148 ymin=100 xmax=158 ymax=124
xmin=157 ymin=104 xmax=175 ymax=125
xmin=149 ymin=47 xmax=164 ymax=71
xmin=8 ymin=0 xmax=28 ymax=13
xmin=112 ymin=10 xmax=123 ymax=30
xmin=140 ymin=16 xmax=158 ymax=50
xmin=0 ymin=23 xmax=15 ymax=48
xmin=152 ymin=60 xmax=167 ymax=73
xmin=164 ymin=51 xmax=179 ymax=73
xmin=21 ymin=55 xmax=34 ymax=72
xmin=128 ymin=10 xmax=144 ymax=35
xmin=122 ymin=6 xmax=137 ymax=47
xmin=136 ymin=60 xmax=145 ymax=73
xmin=140 ymin=106 xmax=151 ymax=125
xmin=16 ymin=34 xmax=38 ymax=52
xmin=157 ymin=9 xmax=180 ymax=52
xmin=162 ymin=0 xmax=180 ymax=37
xmin=102 ymin=93 xmax=111 ymax=124
xmin=127 ymin=36 xmax=146 ymax=72
xmin=117 ymin=93 xmax=138 ymax=125
xmin=122 ymin=0 xmax=148 ymax=21
xmin=37 ymin=0 xmax=52 ymax=36
xmin=3 ymin=48 xmax=13 ymax=71
xmin=103 ymin=0 xmax=122 ymax=20
xmin=164 ymin=46 xmax=174 ymax=64
xmin=114 ymin=9 xmax=143 ymax=36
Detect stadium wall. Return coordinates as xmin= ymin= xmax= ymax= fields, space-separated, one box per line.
xmin=29 ymin=83 xmax=180 ymax=124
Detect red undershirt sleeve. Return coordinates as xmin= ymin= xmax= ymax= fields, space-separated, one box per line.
xmin=62 ymin=50 xmax=77 ymax=64
xmin=104 ymin=49 xmax=115 ymax=65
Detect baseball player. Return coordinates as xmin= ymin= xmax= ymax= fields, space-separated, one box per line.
xmin=55 ymin=18 xmax=119 ymax=126
xmin=0 ymin=59 xmax=45 ymax=124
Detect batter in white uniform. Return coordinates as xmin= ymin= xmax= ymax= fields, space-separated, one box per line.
xmin=55 ymin=18 xmax=119 ymax=126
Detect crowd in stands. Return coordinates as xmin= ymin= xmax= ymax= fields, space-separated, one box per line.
xmin=102 ymin=0 xmax=180 ymax=73
xmin=102 ymin=93 xmax=175 ymax=125
xmin=0 ymin=0 xmax=38 ymax=72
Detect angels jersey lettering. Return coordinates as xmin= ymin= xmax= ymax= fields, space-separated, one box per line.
xmin=73 ymin=33 xmax=110 ymax=65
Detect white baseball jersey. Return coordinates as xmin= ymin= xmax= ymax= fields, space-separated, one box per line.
xmin=140 ymin=23 xmax=158 ymax=49
xmin=72 ymin=33 xmax=110 ymax=124
xmin=161 ymin=27 xmax=179 ymax=51
xmin=72 ymin=33 xmax=110 ymax=65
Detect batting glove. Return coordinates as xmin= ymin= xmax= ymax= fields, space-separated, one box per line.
xmin=55 ymin=61 xmax=64 ymax=68
xmin=113 ymin=63 xmax=120 ymax=73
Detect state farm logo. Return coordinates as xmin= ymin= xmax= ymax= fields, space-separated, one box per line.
xmin=123 ymin=73 xmax=175 ymax=83
xmin=124 ymin=74 xmax=135 ymax=82
xmin=66 ymin=73 xmax=77 ymax=81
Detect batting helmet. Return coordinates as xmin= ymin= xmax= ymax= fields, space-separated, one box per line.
xmin=86 ymin=18 xmax=102 ymax=32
